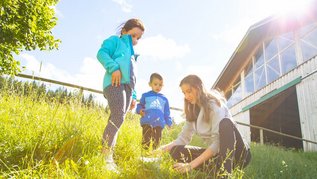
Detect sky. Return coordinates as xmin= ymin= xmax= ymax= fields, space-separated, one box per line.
xmin=16 ymin=0 xmax=313 ymax=122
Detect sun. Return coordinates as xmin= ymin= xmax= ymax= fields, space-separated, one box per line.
xmin=257 ymin=0 xmax=313 ymax=17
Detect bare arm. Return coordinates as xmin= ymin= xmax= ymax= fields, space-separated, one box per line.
xmin=190 ymin=148 xmax=213 ymax=168
xmin=159 ymin=141 xmax=176 ymax=152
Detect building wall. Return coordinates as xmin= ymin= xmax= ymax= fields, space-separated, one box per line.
xmin=296 ymin=57 xmax=317 ymax=151
xmin=230 ymin=56 xmax=317 ymax=151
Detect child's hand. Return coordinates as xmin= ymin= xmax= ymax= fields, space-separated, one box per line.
xmin=139 ymin=109 xmax=145 ymax=116
xmin=129 ymin=100 xmax=136 ymax=111
xmin=111 ymin=70 xmax=121 ymax=87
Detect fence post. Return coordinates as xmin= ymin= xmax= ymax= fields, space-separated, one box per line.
xmin=260 ymin=129 xmax=264 ymax=144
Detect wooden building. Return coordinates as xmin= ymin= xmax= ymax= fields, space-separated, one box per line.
xmin=213 ymin=2 xmax=317 ymax=151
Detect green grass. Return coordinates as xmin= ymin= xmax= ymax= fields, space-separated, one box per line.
xmin=1 ymin=91 xmax=317 ymax=178
xmin=244 ymin=143 xmax=317 ymax=179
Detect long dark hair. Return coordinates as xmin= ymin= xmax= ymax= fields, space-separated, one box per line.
xmin=117 ymin=18 xmax=145 ymax=35
xmin=179 ymin=74 xmax=226 ymax=122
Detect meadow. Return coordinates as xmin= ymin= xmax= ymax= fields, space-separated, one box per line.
xmin=1 ymin=79 xmax=317 ymax=178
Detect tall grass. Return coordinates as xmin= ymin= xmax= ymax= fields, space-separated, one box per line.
xmin=1 ymin=79 xmax=317 ymax=178
xmin=244 ymin=143 xmax=317 ymax=179
xmin=0 ymin=83 xmax=200 ymax=178
xmin=0 ymin=92 xmax=105 ymax=177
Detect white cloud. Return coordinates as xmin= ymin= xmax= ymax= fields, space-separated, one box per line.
xmin=209 ymin=0 xmax=313 ymax=48
xmin=20 ymin=53 xmax=74 ymax=82
xmin=135 ymin=35 xmax=191 ymax=60
xmin=135 ymin=77 xmax=148 ymax=96
xmin=19 ymin=53 xmax=107 ymax=106
xmin=185 ymin=65 xmax=219 ymax=88
xmin=111 ymin=0 xmax=133 ymax=13
xmin=75 ymin=57 xmax=104 ymax=90
xmin=175 ymin=61 xmax=183 ymax=72
xmin=20 ymin=54 xmax=104 ymax=90
xmin=210 ymin=20 xmax=250 ymax=48
xmin=51 ymin=6 xmax=64 ymax=18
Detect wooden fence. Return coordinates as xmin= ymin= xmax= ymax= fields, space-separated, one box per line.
xmin=15 ymin=73 xmax=317 ymax=145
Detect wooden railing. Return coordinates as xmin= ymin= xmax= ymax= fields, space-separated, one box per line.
xmin=235 ymin=121 xmax=317 ymax=145
xmin=15 ymin=73 xmax=317 ymax=145
xmin=17 ymin=73 xmax=103 ymax=94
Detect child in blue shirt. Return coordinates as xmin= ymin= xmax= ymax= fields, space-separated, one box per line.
xmin=136 ymin=73 xmax=173 ymax=150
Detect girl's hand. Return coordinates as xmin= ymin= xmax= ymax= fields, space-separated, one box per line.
xmin=158 ymin=142 xmax=174 ymax=152
xmin=173 ymin=163 xmax=193 ymax=173
xmin=129 ymin=100 xmax=136 ymax=111
xmin=111 ymin=70 xmax=121 ymax=87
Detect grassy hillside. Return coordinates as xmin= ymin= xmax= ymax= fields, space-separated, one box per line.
xmin=1 ymin=89 xmax=317 ymax=178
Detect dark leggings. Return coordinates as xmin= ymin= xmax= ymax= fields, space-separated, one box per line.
xmin=170 ymin=118 xmax=251 ymax=174
xmin=141 ymin=124 xmax=163 ymax=150
xmin=102 ymin=85 xmax=132 ymax=148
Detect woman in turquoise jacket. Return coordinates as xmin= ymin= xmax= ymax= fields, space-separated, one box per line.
xmin=97 ymin=18 xmax=145 ymax=173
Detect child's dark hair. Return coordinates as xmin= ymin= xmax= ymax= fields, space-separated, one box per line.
xmin=118 ymin=18 xmax=145 ymax=35
xmin=150 ymin=73 xmax=163 ymax=83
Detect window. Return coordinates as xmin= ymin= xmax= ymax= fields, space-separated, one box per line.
xmin=299 ymin=22 xmax=316 ymax=38
xmin=300 ymin=24 xmax=317 ymax=62
xmin=266 ymin=56 xmax=280 ymax=83
xmin=265 ymin=39 xmax=280 ymax=84
xmin=244 ymin=73 xmax=254 ymax=96
xmin=227 ymin=81 xmax=242 ymax=107
xmin=265 ymin=39 xmax=278 ymax=61
xmin=254 ymin=66 xmax=266 ymax=90
xmin=280 ymin=45 xmax=297 ymax=73
xmin=278 ymin=32 xmax=294 ymax=51
xmin=232 ymin=22 xmax=317 ymax=103
xmin=254 ymin=46 xmax=265 ymax=68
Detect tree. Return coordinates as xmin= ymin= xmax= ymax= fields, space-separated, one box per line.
xmin=0 ymin=0 xmax=61 ymax=75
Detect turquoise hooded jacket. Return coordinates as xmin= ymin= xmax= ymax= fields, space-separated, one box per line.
xmin=97 ymin=34 xmax=137 ymax=99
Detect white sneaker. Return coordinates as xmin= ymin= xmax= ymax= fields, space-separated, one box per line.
xmin=140 ymin=156 xmax=161 ymax=163
xmin=105 ymin=161 xmax=120 ymax=174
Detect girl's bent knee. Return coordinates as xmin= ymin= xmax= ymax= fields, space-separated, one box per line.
xmin=219 ymin=118 xmax=233 ymax=129
xmin=169 ymin=145 xmax=183 ymax=159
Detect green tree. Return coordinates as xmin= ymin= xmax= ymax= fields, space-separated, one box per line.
xmin=0 ymin=0 xmax=61 ymax=75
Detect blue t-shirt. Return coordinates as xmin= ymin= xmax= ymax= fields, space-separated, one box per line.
xmin=136 ymin=90 xmax=173 ymax=128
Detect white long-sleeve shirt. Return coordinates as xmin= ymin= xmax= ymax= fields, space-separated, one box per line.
xmin=173 ymin=100 xmax=232 ymax=154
